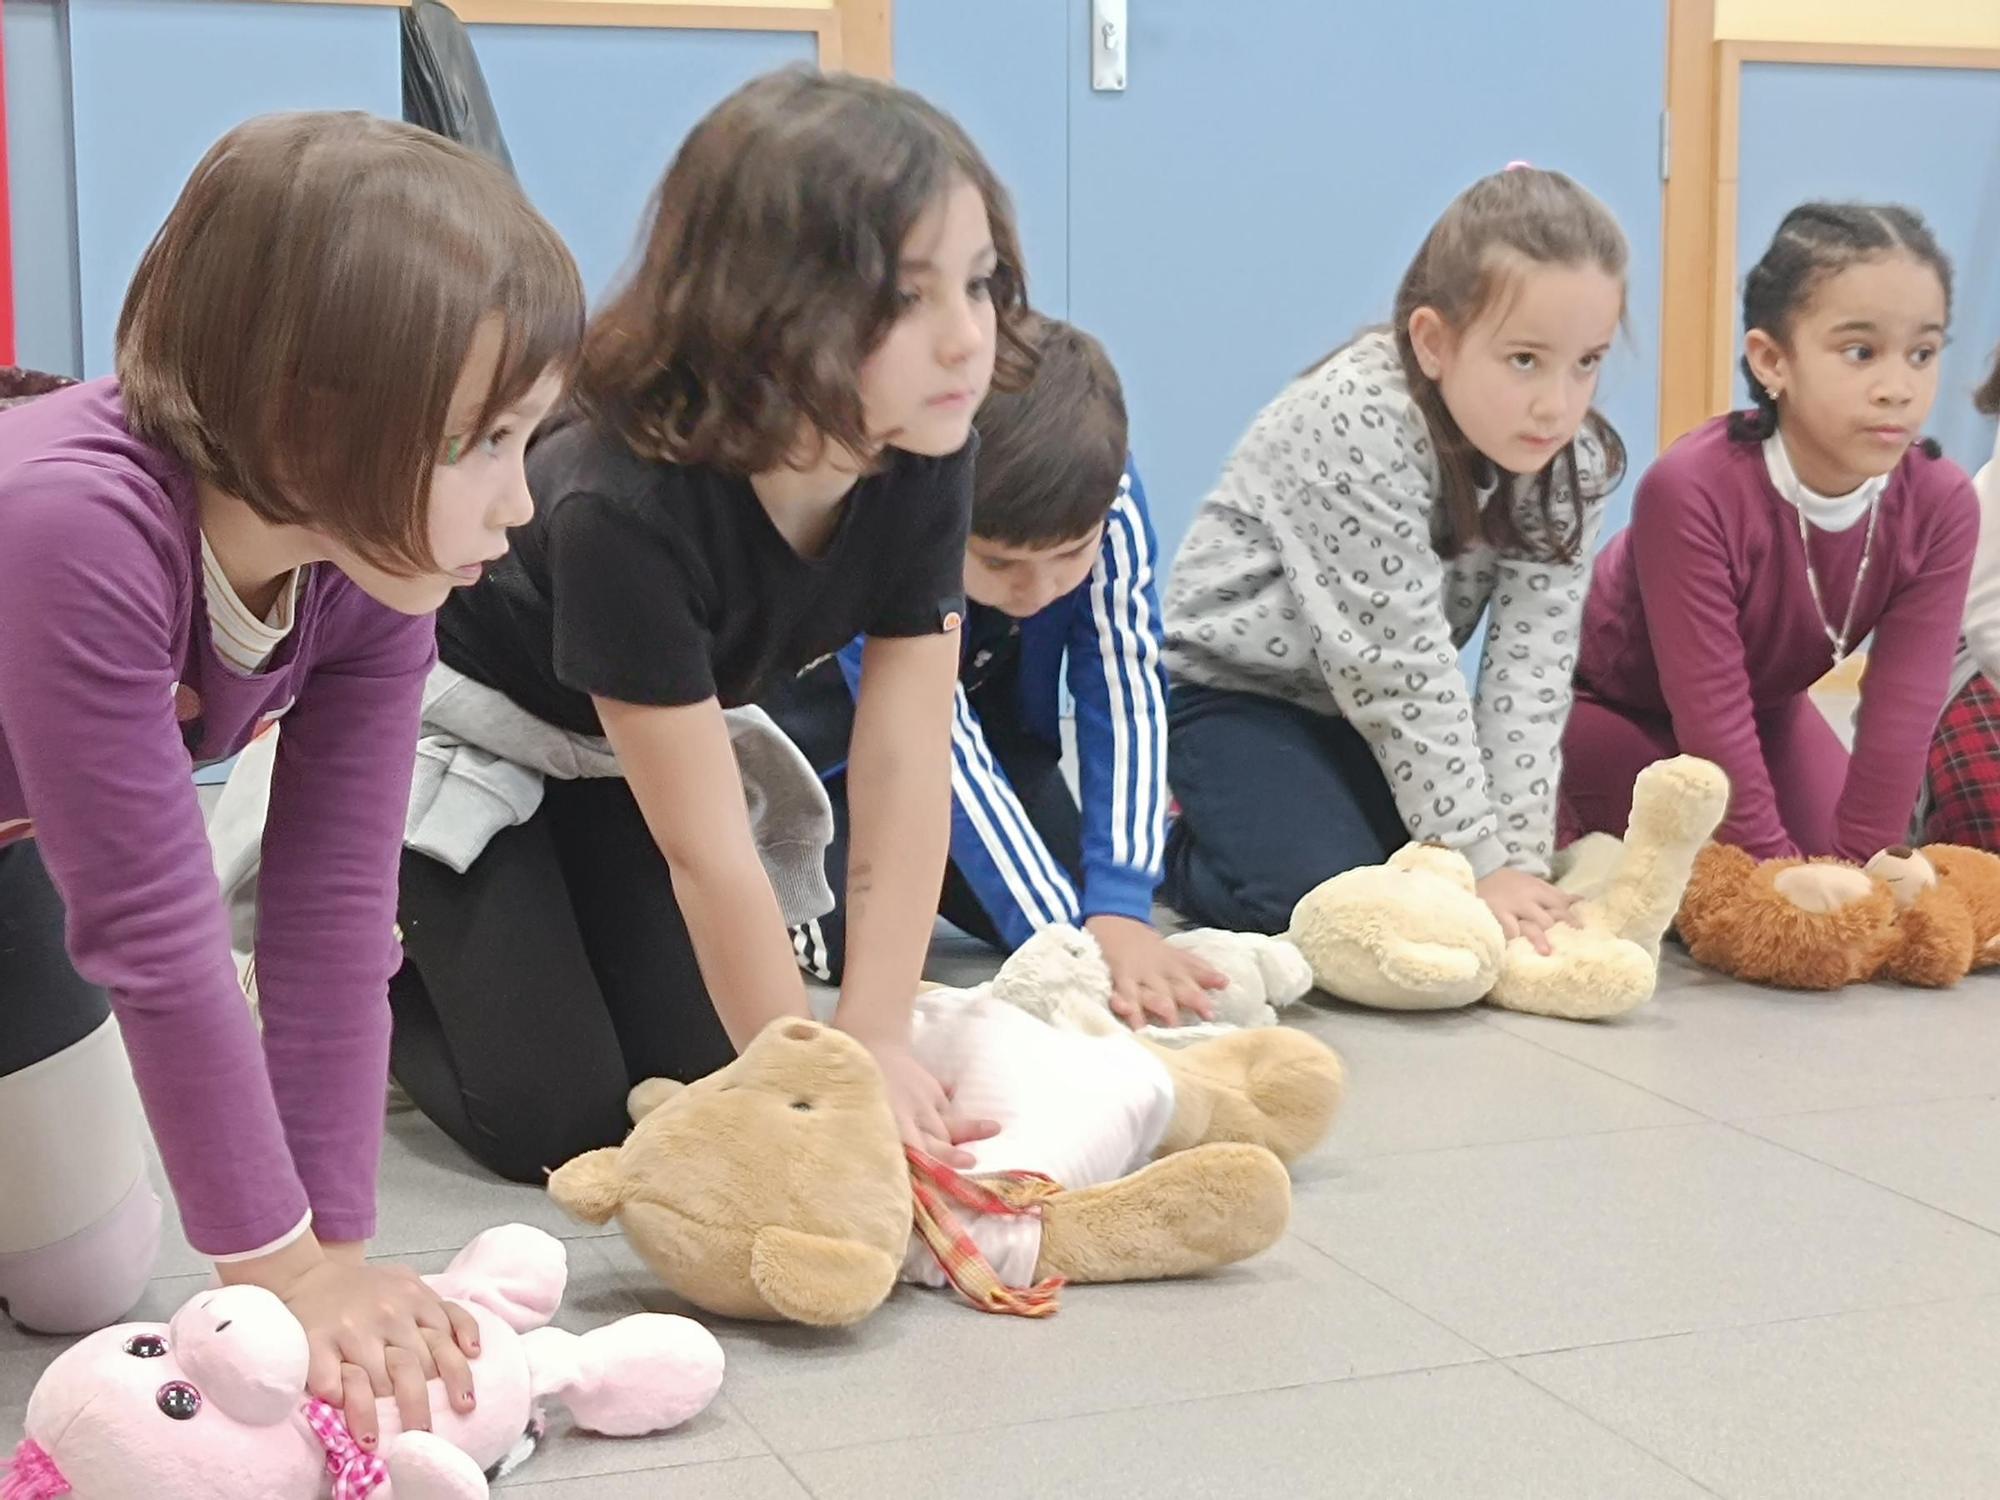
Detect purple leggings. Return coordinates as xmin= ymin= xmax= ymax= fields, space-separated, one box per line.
xmin=1558 ymin=691 xmax=1849 ymax=856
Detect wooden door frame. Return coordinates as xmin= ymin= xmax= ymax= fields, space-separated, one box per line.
xmin=1659 ymin=7 xmax=2000 ymax=444
xmin=264 ymin=0 xmax=892 ymax=78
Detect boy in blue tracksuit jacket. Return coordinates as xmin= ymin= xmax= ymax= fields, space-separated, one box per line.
xmin=763 ymin=316 xmax=1223 ymax=1028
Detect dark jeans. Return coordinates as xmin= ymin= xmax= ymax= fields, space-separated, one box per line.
xmin=1161 ymin=683 xmax=1408 ymax=934
xmin=390 ymin=776 xmax=733 ymax=1184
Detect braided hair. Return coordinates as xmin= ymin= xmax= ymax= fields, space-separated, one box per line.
xmin=1729 ymin=201 xmax=1951 ymax=458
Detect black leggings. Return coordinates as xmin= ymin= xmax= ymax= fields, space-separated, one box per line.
xmin=0 ymin=840 xmax=110 ymax=1073
xmin=390 ymin=777 xmax=734 ymax=1184
xmin=1160 ymin=683 xmax=1410 ymax=934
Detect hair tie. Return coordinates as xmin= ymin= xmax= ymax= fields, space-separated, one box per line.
xmin=1504 ymin=160 xmax=1534 ymax=172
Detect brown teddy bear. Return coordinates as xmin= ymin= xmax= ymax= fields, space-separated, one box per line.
xmin=1676 ymin=841 xmax=2000 ymax=991
xmin=547 ymin=933 xmax=1345 ymax=1326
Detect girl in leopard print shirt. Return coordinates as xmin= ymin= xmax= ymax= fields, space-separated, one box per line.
xmin=1160 ymin=167 xmax=1628 ymax=952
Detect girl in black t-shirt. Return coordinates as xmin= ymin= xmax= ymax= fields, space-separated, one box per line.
xmin=392 ymin=67 xmax=1036 ymax=1180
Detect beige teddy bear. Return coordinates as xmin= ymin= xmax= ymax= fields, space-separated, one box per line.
xmin=546 ymin=950 xmax=1345 ymax=1326
xmin=1286 ymin=755 xmax=1729 ymax=1020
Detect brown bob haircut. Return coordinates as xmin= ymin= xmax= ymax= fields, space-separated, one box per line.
xmin=576 ymin=66 xmax=1036 ymax=473
xmin=971 ymin=313 xmax=1128 ymax=548
xmin=117 ymin=111 xmax=584 ymax=575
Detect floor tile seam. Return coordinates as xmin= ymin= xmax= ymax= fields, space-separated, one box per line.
xmin=1712 ymin=1117 xmax=2000 ymax=1241
xmin=1283 ymin=1230 xmax=1504 ymax=1361
xmin=1490 ymin=1286 xmax=2000 ymax=1361
xmin=745 ymin=1361 xmax=1517 ymax=1459
xmin=1501 ymin=1356 xmax=1731 ymax=1498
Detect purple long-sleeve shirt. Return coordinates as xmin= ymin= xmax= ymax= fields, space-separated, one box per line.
xmin=1575 ymin=417 xmax=1977 ymax=861
xmin=0 ymin=381 xmax=433 ymax=1256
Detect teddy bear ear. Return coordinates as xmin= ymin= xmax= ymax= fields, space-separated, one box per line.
xmin=547 ymin=1149 xmax=633 ymax=1227
xmin=628 ymin=1078 xmax=684 ymax=1124
xmin=749 ymin=1226 xmax=899 ymax=1327
xmin=1253 ymin=936 xmax=1316 ymax=1005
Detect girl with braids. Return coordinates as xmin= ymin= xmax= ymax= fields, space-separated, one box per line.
xmin=1560 ymin=202 xmax=1977 ymax=861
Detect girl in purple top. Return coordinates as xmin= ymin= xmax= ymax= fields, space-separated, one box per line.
xmin=1561 ymin=203 xmax=1977 ymax=861
xmin=0 ymin=113 xmax=582 ymax=1446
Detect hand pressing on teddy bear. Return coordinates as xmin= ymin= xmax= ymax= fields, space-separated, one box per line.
xmin=1476 ymin=868 xmax=1577 ymax=956
xmin=856 ymin=1035 xmax=999 ymax=1169
xmin=1085 ymin=914 xmax=1225 ymax=1030
xmin=218 ymin=1232 xmax=482 ymax=1448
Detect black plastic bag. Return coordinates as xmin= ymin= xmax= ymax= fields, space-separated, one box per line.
xmin=401 ymin=0 xmax=516 ymax=177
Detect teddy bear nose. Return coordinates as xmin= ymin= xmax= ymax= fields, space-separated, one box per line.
xmin=1884 ymin=845 xmax=1914 ymax=860
xmin=781 ymin=1021 xmax=819 ymax=1042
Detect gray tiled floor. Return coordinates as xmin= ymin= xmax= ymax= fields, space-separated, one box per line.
xmin=7 ymin=938 xmax=1999 ymax=1499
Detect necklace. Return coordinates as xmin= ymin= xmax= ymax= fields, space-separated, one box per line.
xmin=1765 ymin=433 xmax=1883 ymax=666
xmin=1794 ymin=491 xmax=1879 ymax=665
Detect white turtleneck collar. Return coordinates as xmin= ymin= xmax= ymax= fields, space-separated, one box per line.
xmin=1763 ymin=431 xmax=1886 ymax=533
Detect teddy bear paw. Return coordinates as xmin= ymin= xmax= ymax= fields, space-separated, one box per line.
xmin=384 ymin=1428 xmax=490 ymax=1499
xmin=1772 ymin=864 xmax=1875 ymax=915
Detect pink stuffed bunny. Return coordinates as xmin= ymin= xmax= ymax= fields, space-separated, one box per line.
xmin=2 ymin=1224 xmax=723 ymax=1499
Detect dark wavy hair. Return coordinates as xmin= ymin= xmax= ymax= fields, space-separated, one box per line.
xmin=1975 ymin=344 xmax=2000 ymax=418
xmin=1728 ymin=201 xmax=1951 ymax=457
xmin=576 ymin=67 xmax=1035 ymax=474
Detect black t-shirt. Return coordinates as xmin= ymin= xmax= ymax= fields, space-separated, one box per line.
xmin=764 ymin=598 xmax=1022 ymax=778
xmin=438 ymin=417 xmax=973 ymax=734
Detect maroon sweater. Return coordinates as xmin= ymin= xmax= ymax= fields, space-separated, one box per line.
xmin=1575 ymin=417 xmax=1976 ymax=861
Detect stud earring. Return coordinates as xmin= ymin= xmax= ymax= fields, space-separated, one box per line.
xmin=1765 ymin=386 xmax=1781 ymax=403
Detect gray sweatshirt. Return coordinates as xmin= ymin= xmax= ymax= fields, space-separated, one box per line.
xmin=1163 ymin=330 xmax=1621 ymax=878
xmin=211 ymin=666 xmax=835 ymax=961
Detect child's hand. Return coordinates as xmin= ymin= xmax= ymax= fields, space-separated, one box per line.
xmin=223 ymin=1238 xmax=481 ymax=1446
xmin=1475 ymin=868 xmax=1577 ymax=956
xmin=1085 ymin=914 xmax=1226 ymax=1030
xmin=862 ymin=1036 xmax=998 ymax=1169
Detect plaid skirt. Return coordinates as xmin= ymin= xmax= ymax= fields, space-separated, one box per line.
xmin=1924 ymin=672 xmax=2000 ymax=850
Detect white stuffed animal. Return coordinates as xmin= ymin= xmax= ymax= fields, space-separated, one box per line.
xmin=987 ymin=924 xmax=1314 ymax=1043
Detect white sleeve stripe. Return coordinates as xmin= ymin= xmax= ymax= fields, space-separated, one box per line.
xmin=1118 ymin=493 xmax=1168 ymax=873
xmin=953 ymin=692 xmax=1078 ymax=921
xmin=791 ymin=921 xmax=832 ymax=982
xmin=1088 ymin=481 xmax=1133 ymax=868
xmin=1096 ymin=500 xmax=1144 ymax=868
xmin=1090 ymin=485 xmax=1167 ymax=874
xmin=950 ymin=690 xmax=1078 ymax=926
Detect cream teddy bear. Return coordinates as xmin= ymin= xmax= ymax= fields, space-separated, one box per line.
xmin=1287 ymin=756 xmax=1730 ymax=1020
